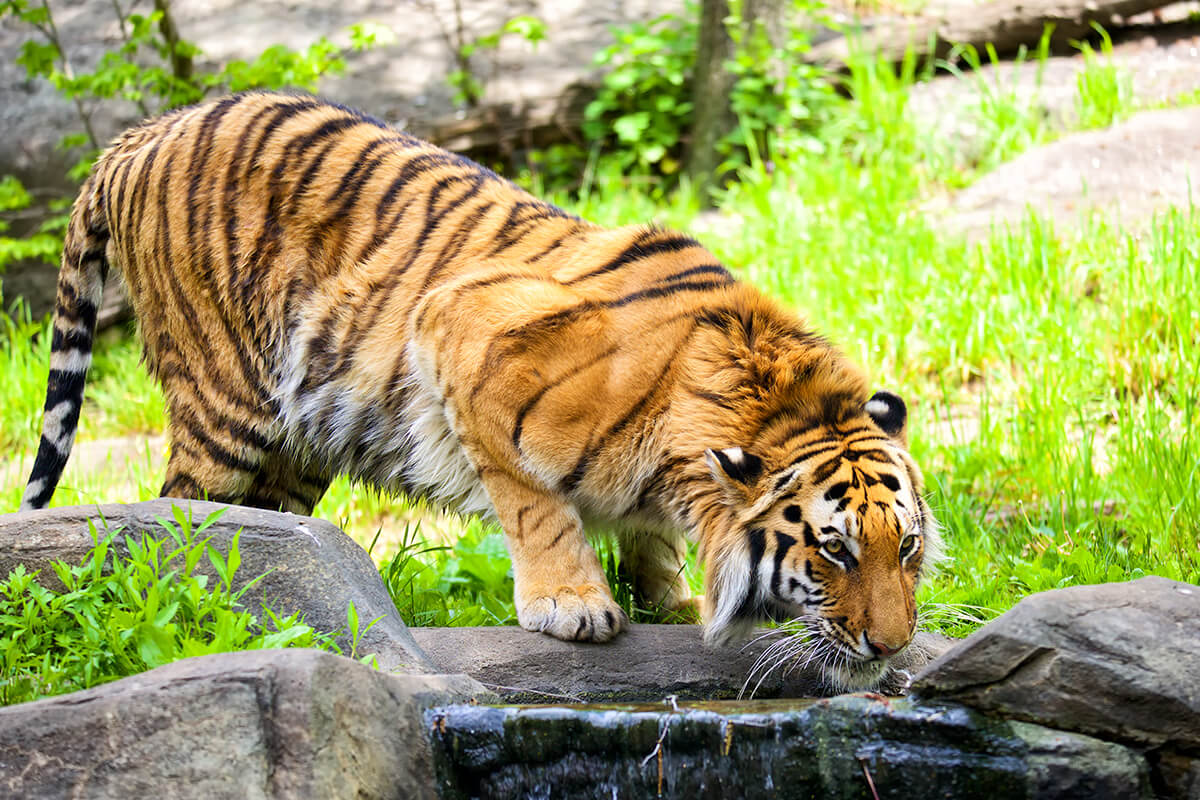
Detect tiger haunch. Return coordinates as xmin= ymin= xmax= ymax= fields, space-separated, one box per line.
xmin=23 ymin=92 xmax=940 ymax=685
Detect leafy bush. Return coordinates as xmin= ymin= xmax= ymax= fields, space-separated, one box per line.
xmin=0 ymin=506 xmax=349 ymax=706
xmin=581 ymin=0 xmax=835 ymax=184
xmin=377 ymin=520 xmax=517 ymax=627
xmin=375 ymin=520 xmax=703 ymax=627
xmin=583 ymin=5 xmax=700 ymax=175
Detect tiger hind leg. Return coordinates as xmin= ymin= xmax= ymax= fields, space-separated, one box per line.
xmin=158 ymin=408 xmax=268 ymax=506
xmin=618 ymin=527 xmax=700 ymax=618
xmin=160 ymin=421 xmax=330 ymax=516
xmin=240 ymin=454 xmax=332 ymax=515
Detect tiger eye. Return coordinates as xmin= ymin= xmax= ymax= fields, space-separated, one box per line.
xmin=783 ymin=505 xmax=803 ymax=524
xmin=825 ymin=539 xmax=844 ymax=554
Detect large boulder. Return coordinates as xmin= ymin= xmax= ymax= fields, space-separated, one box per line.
xmin=412 ymin=625 xmax=955 ymax=702
xmin=913 ymin=576 xmax=1200 ymax=749
xmin=939 ymin=107 xmax=1200 ymax=237
xmin=0 ymin=499 xmax=435 ymax=674
xmin=913 ymin=576 xmax=1200 ymax=797
xmin=0 ymin=648 xmax=486 ymax=800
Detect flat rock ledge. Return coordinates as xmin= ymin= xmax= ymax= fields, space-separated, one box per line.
xmin=412 ymin=625 xmax=955 ymax=702
xmin=3 ymin=502 xmax=1198 ymax=797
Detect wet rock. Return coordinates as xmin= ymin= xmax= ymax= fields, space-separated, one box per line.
xmin=411 ymin=625 xmax=956 ymax=702
xmin=428 ymin=695 xmax=1153 ymax=799
xmin=912 ymin=576 xmax=1200 ymax=750
xmin=0 ymin=499 xmax=435 ymax=674
xmin=0 ymin=649 xmax=487 ymax=800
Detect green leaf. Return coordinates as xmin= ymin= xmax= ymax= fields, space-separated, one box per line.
xmin=613 ymin=112 xmax=650 ymax=143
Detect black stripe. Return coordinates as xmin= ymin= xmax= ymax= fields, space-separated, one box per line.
xmin=809 ymin=455 xmax=845 ymax=486
xmin=605 ymin=279 xmax=729 ymax=309
xmin=171 ymin=405 xmax=262 ymax=475
xmin=564 ymin=232 xmax=701 ymax=285
xmin=511 ymin=343 xmax=621 ymax=450
xmin=654 ymin=264 xmax=731 ymax=284
xmin=44 ymin=369 xmax=87 ymax=407
xmin=692 ymin=389 xmax=737 ymax=410
xmin=736 ymin=527 xmax=768 ymax=619
xmin=559 ymin=323 xmax=694 ymax=494
xmin=52 ymin=297 xmax=98 ymax=332
xmin=824 ymin=481 xmax=850 ymax=501
xmin=486 ymin=201 xmax=576 ymax=258
xmin=524 ymin=233 xmax=572 ymax=264
xmin=802 ymin=521 xmax=820 ymax=549
xmin=770 ymin=530 xmax=797 ymax=598
xmin=546 ymin=525 xmax=573 ymax=551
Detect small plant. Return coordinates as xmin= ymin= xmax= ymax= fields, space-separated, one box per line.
xmin=376 ymin=520 xmax=516 ymax=627
xmin=449 ymin=14 xmax=546 ymax=107
xmin=938 ymin=28 xmax=1053 ymax=174
xmin=0 ymin=176 xmax=62 ymax=274
xmin=1073 ymin=23 xmax=1133 ymax=130
xmin=0 ymin=506 xmax=340 ymax=706
xmin=413 ymin=0 xmax=546 ymax=108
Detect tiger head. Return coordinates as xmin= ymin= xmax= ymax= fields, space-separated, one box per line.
xmin=699 ymin=390 xmax=940 ymax=690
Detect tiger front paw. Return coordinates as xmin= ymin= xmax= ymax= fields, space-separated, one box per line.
xmin=517 ymin=582 xmax=628 ymax=642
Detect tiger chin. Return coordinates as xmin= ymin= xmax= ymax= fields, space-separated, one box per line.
xmin=20 ymin=92 xmax=940 ymax=691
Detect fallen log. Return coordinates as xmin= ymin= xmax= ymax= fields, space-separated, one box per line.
xmin=807 ymin=0 xmax=1177 ymax=67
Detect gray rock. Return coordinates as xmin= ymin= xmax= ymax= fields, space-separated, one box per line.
xmin=0 ymin=648 xmax=487 ymax=800
xmin=937 ymin=106 xmax=1200 ymax=237
xmin=429 ymin=694 xmax=1153 ymax=799
xmin=912 ymin=576 xmax=1200 ymax=752
xmin=411 ymin=624 xmax=956 ymax=701
xmin=0 ymin=499 xmax=435 ymax=674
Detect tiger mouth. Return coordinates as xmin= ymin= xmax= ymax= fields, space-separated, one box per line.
xmin=804 ymin=618 xmax=901 ymax=689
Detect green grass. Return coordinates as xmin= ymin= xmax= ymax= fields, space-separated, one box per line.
xmin=2 ymin=46 xmax=1198 ymax=637
xmin=0 ymin=505 xmax=368 ymax=706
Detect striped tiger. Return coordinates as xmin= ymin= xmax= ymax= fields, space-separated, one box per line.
xmin=22 ymin=92 xmax=939 ymax=689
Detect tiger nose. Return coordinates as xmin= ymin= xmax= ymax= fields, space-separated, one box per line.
xmin=868 ymin=640 xmax=904 ymax=658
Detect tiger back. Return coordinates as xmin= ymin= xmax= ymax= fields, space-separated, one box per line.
xmin=23 ymin=92 xmax=940 ymax=689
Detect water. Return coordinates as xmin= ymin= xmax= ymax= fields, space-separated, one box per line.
xmin=427 ymin=695 xmax=1151 ymax=799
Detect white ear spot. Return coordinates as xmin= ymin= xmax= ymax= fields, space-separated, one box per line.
xmin=864 ymin=399 xmax=890 ymax=417
xmin=724 ymin=446 xmax=745 ymax=464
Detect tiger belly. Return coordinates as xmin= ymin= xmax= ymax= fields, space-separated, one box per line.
xmin=274 ymin=333 xmax=493 ymax=517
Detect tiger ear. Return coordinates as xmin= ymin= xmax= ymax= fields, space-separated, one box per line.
xmin=865 ymin=391 xmax=907 ymax=444
xmin=705 ymin=446 xmax=764 ymax=503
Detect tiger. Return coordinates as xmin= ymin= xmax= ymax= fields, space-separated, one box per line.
xmin=21 ymin=91 xmax=940 ymax=690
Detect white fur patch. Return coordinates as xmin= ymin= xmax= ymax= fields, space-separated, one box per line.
xmin=19 ymin=479 xmax=45 ymax=511
xmin=51 ymin=348 xmax=92 ymax=375
xmin=274 ymin=329 xmax=494 ymax=518
xmin=864 ymin=398 xmax=891 ymax=419
xmin=41 ymin=398 xmax=78 ymax=451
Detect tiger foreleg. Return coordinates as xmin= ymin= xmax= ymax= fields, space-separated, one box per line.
xmin=481 ymin=469 xmax=628 ymax=642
